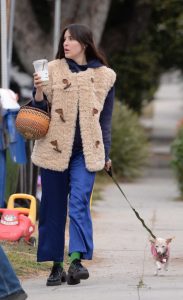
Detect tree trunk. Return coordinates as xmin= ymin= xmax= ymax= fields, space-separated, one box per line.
xmin=101 ymin=0 xmax=152 ymax=54
xmin=13 ymin=0 xmax=112 ymax=74
xmin=61 ymin=0 xmax=112 ymax=45
xmin=14 ymin=0 xmax=53 ymax=74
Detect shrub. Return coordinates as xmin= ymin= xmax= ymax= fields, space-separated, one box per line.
xmin=110 ymin=101 xmax=149 ymax=179
xmin=171 ymin=126 xmax=183 ymax=197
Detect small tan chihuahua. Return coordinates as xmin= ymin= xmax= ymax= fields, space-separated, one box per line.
xmin=150 ymin=237 xmax=174 ymax=276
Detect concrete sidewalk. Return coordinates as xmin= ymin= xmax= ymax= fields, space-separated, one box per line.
xmin=22 ymin=71 xmax=183 ymax=299
xmin=22 ymin=169 xmax=183 ymax=299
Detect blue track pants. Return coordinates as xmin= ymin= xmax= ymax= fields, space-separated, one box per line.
xmin=37 ymin=151 xmax=96 ymax=262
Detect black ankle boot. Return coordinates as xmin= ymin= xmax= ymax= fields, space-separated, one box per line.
xmin=46 ymin=265 xmax=67 ymax=286
xmin=67 ymin=259 xmax=89 ymax=285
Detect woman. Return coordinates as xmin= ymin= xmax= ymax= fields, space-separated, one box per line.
xmin=32 ymin=23 xmax=116 ymax=286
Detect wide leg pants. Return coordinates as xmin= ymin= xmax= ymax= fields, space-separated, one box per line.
xmin=37 ymin=151 xmax=96 ymax=262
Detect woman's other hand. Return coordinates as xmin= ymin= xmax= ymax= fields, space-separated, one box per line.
xmin=104 ymin=159 xmax=112 ymax=172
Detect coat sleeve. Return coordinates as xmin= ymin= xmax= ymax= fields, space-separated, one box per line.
xmin=31 ymin=87 xmax=48 ymax=111
xmin=99 ymin=86 xmax=115 ymax=162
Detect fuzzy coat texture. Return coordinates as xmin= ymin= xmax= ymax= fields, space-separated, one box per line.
xmin=31 ymin=58 xmax=116 ymax=172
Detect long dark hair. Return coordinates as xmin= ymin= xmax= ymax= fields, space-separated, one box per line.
xmin=55 ymin=23 xmax=108 ymax=66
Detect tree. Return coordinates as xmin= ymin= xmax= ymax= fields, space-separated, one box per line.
xmin=13 ymin=0 xmax=183 ymax=112
xmin=101 ymin=0 xmax=183 ymax=112
xmin=13 ymin=0 xmax=112 ymax=74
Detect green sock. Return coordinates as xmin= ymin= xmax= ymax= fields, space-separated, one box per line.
xmin=70 ymin=252 xmax=80 ymax=263
xmin=53 ymin=261 xmax=63 ymax=268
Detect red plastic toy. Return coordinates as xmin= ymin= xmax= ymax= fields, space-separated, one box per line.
xmin=0 ymin=193 xmax=37 ymax=246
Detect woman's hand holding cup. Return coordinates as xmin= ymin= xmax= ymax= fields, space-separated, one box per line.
xmin=33 ymin=73 xmax=44 ymax=89
xmin=33 ymin=59 xmax=49 ymax=101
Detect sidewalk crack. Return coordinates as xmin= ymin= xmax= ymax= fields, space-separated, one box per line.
xmin=136 ymin=209 xmax=157 ymax=299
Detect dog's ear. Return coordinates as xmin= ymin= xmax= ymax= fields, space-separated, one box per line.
xmin=149 ymin=237 xmax=155 ymax=244
xmin=166 ymin=237 xmax=175 ymax=244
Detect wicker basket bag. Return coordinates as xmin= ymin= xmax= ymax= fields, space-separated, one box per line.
xmin=16 ymin=100 xmax=51 ymax=140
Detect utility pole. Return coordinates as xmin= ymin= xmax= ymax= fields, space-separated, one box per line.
xmin=53 ymin=0 xmax=61 ymax=57
xmin=0 ymin=0 xmax=8 ymax=88
xmin=7 ymin=0 xmax=15 ymax=84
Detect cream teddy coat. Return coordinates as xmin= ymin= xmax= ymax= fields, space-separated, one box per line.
xmin=31 ymin=58 xmax=116 ymax=172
